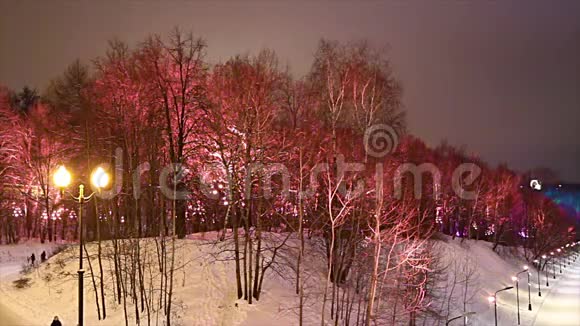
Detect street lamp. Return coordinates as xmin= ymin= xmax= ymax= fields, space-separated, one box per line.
xmin=542 ymin=255 xmax=550 ymax=287
xmin=489 ymin=286 xmax=514 ymax=326
xmin=520 ymin=265 xmax=532 ymax=311
xmin=550 ymin=252 xmax=556 ymax=279
xmin=54 ymin=165 xmax=110 ymax=326
xmin=511 ymin=276 xmax=521 ymax=325
xmin=557 ymin=249 xmax=563 ymax=273
xmin=513 ymin=266 xmax=531 ymax=324
xmin=446 ymin=311 xmax=476 ymax=325
xmin=534 ymin=259 xmax=542 ymax=297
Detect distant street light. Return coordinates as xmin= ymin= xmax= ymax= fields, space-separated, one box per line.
xmin=54 ymin=165 xmax=110 ymax=326
xmin=489 ymin=286 xmax=514 ymax=326
xmin=550 ymin=252 xmax=556 ymax=279
xmin=542 ymin=255 xmax=550 ymax=287
xmin=446 ymin=311 xmax=476 ymax=325
xmin=511 ymin=276 xmax=521 ymax=325
xmin=557 ymin=249 xmax=563 ymax=273
xmin=513 ymin=266 xmax=531 ymax=324
xmin=534 ymin=259 xmax=542 ymax=297
xmin=521 ymin=265 xmax=532 ymax=311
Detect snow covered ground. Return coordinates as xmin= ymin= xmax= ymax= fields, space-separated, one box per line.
xmin=0 ymin=233 xmax=317 ymax=326
xmin=0 ymin=235 xmax=578 ymax=325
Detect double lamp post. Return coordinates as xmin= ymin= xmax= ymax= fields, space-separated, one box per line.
xmin=53 ymin=165 xmax=110 ymax=326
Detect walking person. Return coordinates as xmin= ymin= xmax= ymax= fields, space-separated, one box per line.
xmin=50 ymin=315 xmax=62 ymax=326
xmin=41 ymin=251 xmax=46 ymax=263
xmin=30 ymin=253 xmax=35 ymax=266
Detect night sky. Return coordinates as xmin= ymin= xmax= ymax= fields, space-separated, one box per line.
xmin=1 ymin=1 xmax=579 ymax=182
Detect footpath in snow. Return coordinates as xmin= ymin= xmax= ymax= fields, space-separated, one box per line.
xmin=532 ymin=257 xmax=580 ymax=326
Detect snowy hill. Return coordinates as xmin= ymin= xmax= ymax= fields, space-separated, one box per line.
xmin=0 ymin=234 xmax=578 ymax=325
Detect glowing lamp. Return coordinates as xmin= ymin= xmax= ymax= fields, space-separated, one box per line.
xmin=91 ymin=167 xmax=110 ymax=189
xmin=54 ymin=165 xmax=72 ymax=188
xmin=542 ymin=255 xmax=547 ymax=259
xmin=523 ymin=265 xmax=528 ymax=270
xmin=511 ymin=276 xmax=517 ymax=282
xmin=488 ymin=296 xmax=495 ymax=303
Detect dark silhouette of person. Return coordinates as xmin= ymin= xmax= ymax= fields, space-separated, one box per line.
xmin=30 ymin=253 xmax=35 ymax=266
xmin=51 ymin=315 xmax=62 ymax=326
xmin=41 ymin=251 xmax=47 ymax=262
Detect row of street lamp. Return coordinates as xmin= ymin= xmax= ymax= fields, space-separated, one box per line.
xmin=487 ymin=242 xmax=579 ymax=326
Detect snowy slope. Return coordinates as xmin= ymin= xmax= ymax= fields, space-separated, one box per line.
xmin=0 ymin=232 xmax=322 ymax=326
xmin=0 ymin=234 xmax=578 ymax=326
xmin=0 ymin=236 xmax=252 ymax=326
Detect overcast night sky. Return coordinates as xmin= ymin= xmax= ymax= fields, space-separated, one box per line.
xmin=1 ymin=1 xmax=579 ymax=182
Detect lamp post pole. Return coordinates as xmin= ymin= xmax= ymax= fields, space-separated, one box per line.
xmin=71 ymin=184 xmax=97 ymax=326
xmin=512 ymin=276 xmax=520 ymax=325
xmin=527 ymin=270 xmax=532 ymax=311
xmin=490 ymin=286 xmax=514 ymax=326
xmin=534 ymin=259 xmax=542 ymax=297
xmin=65 ymin=183 xmax=92 ymax=326
xmin=77 ymin=184 xmax=85 ymax=326
xmin=514 ymin=267 xmax=530 ymax=324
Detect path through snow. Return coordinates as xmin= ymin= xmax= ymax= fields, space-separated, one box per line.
xmin=533 ymin=257 xmax=580 ymax=326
